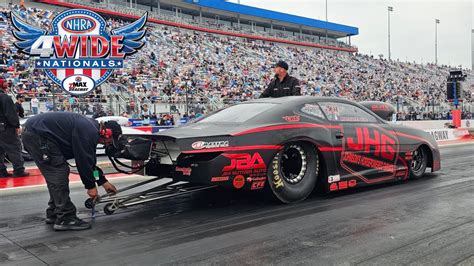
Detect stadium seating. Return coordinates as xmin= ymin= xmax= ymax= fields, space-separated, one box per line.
xmin=0 ymin=4 xmax=472 ymax=121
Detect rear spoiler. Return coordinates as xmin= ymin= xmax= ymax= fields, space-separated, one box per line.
xmin=360 ymin=101 xmax=395 ymax=121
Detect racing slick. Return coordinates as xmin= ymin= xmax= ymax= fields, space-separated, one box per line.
xmin=260 ymin=60 xmax=301 ymax=98
xmin=22 ymin=112 xmax=121 ymax=231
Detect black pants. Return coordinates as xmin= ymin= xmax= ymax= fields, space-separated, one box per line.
xmin=22 ymin=130 xmax=77 ymax=221
xmin=0 ymin=128 xmax=25 ymax=173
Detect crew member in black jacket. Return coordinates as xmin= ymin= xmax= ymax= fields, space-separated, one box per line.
xmin=0 ymin=89 xmax=29 ymax=177
xmin=260 ymin=60 xmax=301 ymax=98
xmin=22 ymin=112 xmax=120 ymax=231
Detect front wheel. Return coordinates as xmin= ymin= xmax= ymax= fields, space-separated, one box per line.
xmin=267 ymin=142 xmax=319 ymax=203
xmin=409 ymin=146 xmax=428 ymax=179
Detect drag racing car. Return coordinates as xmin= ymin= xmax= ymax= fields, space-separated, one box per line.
xmin=109 ymin=96 xmax=441 ymax=204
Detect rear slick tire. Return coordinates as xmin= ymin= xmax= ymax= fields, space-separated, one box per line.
xmin=409 ymin=146 xmax=428 ymax=179
xmin=267 ymin=142 xmax=319 ymax=203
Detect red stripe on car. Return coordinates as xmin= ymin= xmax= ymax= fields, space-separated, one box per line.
xmin=233 ymin=123 xmax=341 ymax=136
xmin=319 ymin=147 xmax=343 ymax=152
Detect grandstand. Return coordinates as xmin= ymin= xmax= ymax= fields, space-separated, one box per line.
xmin=35 ymin=0 xmax=358 ymax=52
xmin=0 ymin=0 xmax=472 ymax=122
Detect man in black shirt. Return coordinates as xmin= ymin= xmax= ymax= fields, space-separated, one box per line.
xmin=0 ymin=89 xmax=28 ymax=177
xmin=15 ymin=94 xmax=25 ymax=118
xmin=260 ymin=61 xmax=301 ymax=98
xmin=22 ymin=112 xmax=120 ymax=231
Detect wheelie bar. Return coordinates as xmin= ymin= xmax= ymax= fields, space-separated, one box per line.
xmin=84 ymin=177 xmax=216 ymax=215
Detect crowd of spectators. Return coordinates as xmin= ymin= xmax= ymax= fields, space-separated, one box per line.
xmin=0 ymin=4 xmax=472 ymax=121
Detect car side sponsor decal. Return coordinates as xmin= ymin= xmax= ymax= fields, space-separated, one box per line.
xmin=272 ymin=155 xmax=284 ymax=189
xmin=220 ymin=153 xmax=268 ymax=189
xmin=211 ymin=176 xmax=229 ymax=182
xmin=232 ymin=175 xmax=245 ymax=189
xmin=251 ymin=180 xmax=266 ymax=190
xmin=328 ymin=174 xmax=340 ymax=183
xmin=192 ymin=140 xmax=229 ymax=150
xmin=340 ymin=126 xmax=401 ymax=184
xmin=222 ymin=153 xmax=266 ymax=173
xmin=330 ymin=179 xmax=357 ymax=191
xmin=246 ymin=176 xmax=266 ymax=182
xmin=282 ymin=115 xmax=301 ymax=122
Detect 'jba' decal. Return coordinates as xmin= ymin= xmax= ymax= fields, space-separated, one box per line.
xmin=340 ymin=126 xmax=400 ymax=184
xmin=11 ymin=9 xmax=147 ymax=95
xmin=222 ymin=153 xmax=266 ymax=174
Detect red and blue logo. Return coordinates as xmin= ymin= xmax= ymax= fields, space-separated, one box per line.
xmin=11 ymin=9 xmax=147 ymax=95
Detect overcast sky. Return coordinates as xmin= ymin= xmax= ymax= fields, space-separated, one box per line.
xmin=229 ymin=0 xmax=473 ymax=69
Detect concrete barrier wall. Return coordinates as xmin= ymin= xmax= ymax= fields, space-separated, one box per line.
xmin=424 ymin=128 xmax=470 ymax=142
xmin=397 ymin=120 xmax=472 ymax=142
xmin=399 ymin=120 xmax=472 ymax=130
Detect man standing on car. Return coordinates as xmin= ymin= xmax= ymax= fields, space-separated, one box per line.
xmin=260 ymin=60 xmax=301 ymax=98
xmin=0 ymin=88 xmax=29 ymax=178
xmin=22 ymin=112 xmax=119 ymax=231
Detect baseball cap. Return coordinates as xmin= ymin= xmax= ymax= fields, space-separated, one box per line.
xmin=274 ymin=60 xmax=289 ymax=70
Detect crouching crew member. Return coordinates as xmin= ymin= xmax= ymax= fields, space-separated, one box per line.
xmin=0 ymin=88 xmax=29 ymax=177
xmin=22 ymin=112 xmax=120 ymax=231
xmin=260 ymin=60 xmax=301 ymax=98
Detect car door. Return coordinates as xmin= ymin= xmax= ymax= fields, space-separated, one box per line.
xmin=319 ymin=101 xmax=401 ymax=186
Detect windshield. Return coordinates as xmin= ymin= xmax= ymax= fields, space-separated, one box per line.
xmin=198 ymin=103 xmax=277 ymax=123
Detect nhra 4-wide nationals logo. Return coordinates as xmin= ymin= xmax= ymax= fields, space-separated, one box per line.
xmin=11 ymin=9 xmax=147 ymax=95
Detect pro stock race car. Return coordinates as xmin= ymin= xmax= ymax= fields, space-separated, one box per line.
xmin=111 ymin=96 xmax=441 ymax=204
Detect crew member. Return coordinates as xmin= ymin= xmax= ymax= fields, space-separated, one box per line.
xmin=22 ymin=112 xmax=120 ymax=231
xmin=260 ymin=60 xmax=301 ymax=98
xmin=0 ymin=88 xmax=29 ymax=177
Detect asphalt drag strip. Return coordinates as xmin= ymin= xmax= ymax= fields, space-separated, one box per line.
xmin=0 ymin=143 xmax=473 ymax=265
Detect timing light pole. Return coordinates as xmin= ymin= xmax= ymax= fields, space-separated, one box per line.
xmin=387 ymin=6 xmax=393 ymax=60
xmin=435 ymin=19 xmax=440 ymax=65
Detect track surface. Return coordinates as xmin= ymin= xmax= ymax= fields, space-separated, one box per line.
xmin=1 ymin=144 xmax=474 ymax=265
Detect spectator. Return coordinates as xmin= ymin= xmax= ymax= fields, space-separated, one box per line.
xmin=141 ymin=104 xmax=152 ymax=125
xmin=31 ymin=94 xmax=39 ymax=114
xmin=15 ymin=94 xmax=25 ymax=118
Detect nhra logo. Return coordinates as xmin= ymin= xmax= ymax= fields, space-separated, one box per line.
xmin=11 ymin=9 xmax=147 ymax=95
